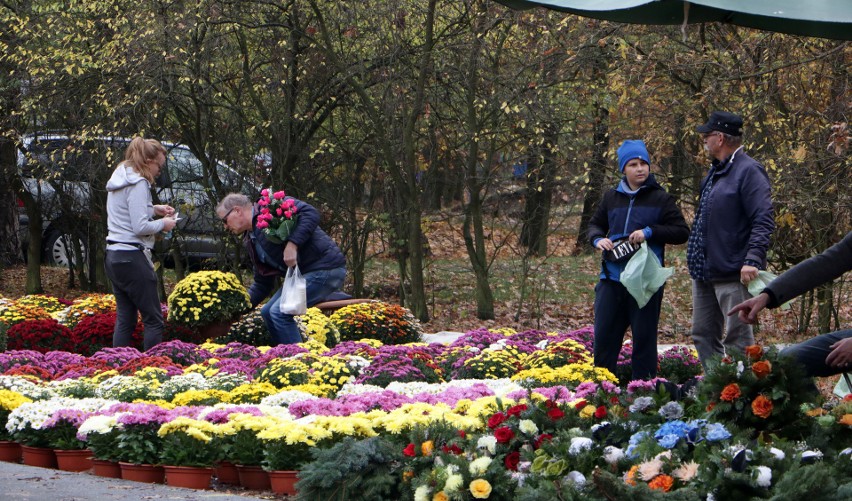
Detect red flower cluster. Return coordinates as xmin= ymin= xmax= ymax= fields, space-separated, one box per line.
xmin=117 ymin=355 xmax=182 ymax=375
xmin=3 ymin=364 xmax=52 ymax=380
xmin=71 ymin=313 xmax=143 ymax=355
xmin=494 ymin=426 xmax=515 ymax=443
xmin=6 ymin=319 xmax=74 ymax=353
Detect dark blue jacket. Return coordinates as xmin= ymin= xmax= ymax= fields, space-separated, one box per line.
xmin=691 ymin=149 xmax=774 ymax=282
xmin=244 ymin=197 xmax=346 ymax=306
xmin=588 ymin=174 xmax=690 ymax=281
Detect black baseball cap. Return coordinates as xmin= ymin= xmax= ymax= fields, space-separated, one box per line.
xmin=697 ymin=111 xmax=743 ymax=136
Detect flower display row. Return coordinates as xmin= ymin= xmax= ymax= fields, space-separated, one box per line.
xmin=0 ymin=330 xmax=850 ymax=499
xmin=0 ymin=291 xmax=430 ymax=353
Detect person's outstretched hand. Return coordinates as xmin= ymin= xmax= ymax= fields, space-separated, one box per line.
xmin=728 ymin=292 xmax=770 ymax=324
xmin=826 ymin=337 xmax=852 ymax=369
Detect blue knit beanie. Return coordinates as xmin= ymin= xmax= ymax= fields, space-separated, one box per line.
xmin=617 ymin=140 xmax=650 ymax=172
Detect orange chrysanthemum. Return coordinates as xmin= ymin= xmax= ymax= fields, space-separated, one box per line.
xmin=752 ymin=360 xmax=772 ymax=379
xmin=744 ymin=345 xmax=764 ymax=360
xmin=648 ymin=474 xmax=675 ymax=492
xmin=625 ymin=465 xmax=639 ymax=486
xmin=720 ymin=383 xmax=741 ymax=402
xmin=752 ymin=395 xmax=774 ymax=419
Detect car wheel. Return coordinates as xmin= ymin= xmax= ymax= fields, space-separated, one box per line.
xmin=44 ymin=230 xmax=87 ymax=267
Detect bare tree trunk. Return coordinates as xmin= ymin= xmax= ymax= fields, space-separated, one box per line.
xmin=0 ymin=139 xmax=20 ymax=268
xmin=575 ymin=103 xmax=610 ymax=253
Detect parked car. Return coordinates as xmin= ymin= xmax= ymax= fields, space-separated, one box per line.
xmin=16 ymin=133 xmax=259 ymax=268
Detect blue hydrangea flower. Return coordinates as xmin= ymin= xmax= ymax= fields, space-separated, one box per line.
xmin=658 ymin=401 xmax=684 ymax=420
xmin=658 ymin=434 xmax=681 ymax=449
xmin=654 ymin=420 xmax=690 ymax=441
xmin=705 ymin=423 xmax=732 ymax=442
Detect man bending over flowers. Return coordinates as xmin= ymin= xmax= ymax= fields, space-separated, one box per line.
xmin=217 ymin=192 xmax=347 ymax=344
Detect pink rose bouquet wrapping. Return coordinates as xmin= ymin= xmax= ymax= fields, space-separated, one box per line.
xmin=256 ymin=188 xmax=298 ymax=244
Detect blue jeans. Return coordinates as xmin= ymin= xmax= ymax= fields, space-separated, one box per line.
xmin=780 ymin=329 xmax=852 ymax=377
xmin=261 ymin=267 xmax=346 ymax=345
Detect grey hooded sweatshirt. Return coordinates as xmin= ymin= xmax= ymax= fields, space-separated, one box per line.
xmin=105 ymin=162 xmax=165 ymax=251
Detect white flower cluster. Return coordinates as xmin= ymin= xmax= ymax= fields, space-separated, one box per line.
xmin=95 ymin=375 xmax=155 ymax=401
xmin=0 ymin=375 xmax=56 ymax=400
xmin=206 ymin=372 xmax=250 ymax=391
xmin=152 ymin=373 xmax=210 ymax=400
xmin=6 ymin=397 xmax=111 ymax=434
xmin=261 ymin=389 xmax=319 ymax=407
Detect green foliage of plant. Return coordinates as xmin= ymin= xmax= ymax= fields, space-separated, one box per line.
xmin=697 ymin=345 xmax=817 ymax=437
xmin=115 ymin=425 xmax=162 ymax=465
xmin=216 ymin=308 xmax=270 ymax=346
xmin=295 ymin=436 xmax=404 ymax=501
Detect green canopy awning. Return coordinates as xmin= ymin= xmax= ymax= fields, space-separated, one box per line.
xmin=496 ymin=0 xmax=852 ymax=40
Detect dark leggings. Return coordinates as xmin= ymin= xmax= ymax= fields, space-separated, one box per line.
xmin=104 ymin=250 xmax=163 ymax=351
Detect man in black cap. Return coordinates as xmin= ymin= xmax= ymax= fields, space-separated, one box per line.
xmin=686 ymin=111 xmax=775 ymax=369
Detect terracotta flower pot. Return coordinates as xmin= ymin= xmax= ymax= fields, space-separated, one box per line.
xmin=0 ymin=441 xmax=22 ymax=463
xmin=164 ymin=465 xmax=214 ymax=490
xmin=214 ymin=460 xmax=240 ymax=485
xmin=119 ymin=462 xmax=165 ymax=483
xmin=268 ymin=470 xmax=300 ymax=496
xmin=196 ymin=319 xmax=235 ymax=341
xmin=54 ymin=448 xmax=93 ymax=472
xmin=91 ymin=459 xmax=122 ymax=478
xmin=20 ymin=445 xmax=57 ymax=468
xmin=236 ymin=464 xmax=270 ymax=490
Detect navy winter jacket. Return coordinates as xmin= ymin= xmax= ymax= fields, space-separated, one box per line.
xmin=588 ymin=174 xmax=690 ymax=281
xmin=244 ymin=198 xmax=346 ymax=306
xmin=692 ymin=149 xmax=774 ymax=282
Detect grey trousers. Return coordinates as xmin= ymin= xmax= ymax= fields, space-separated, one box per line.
xmin=691 ymin=279 xmax=754 ymax=368
xmin=105 ymin=250 xmax=163 ymax=351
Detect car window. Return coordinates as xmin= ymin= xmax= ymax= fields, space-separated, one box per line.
xmin=21 ymin=139 xmax=99 ymax=182
xmin=166 ymin=147 xmax=206 ymax=188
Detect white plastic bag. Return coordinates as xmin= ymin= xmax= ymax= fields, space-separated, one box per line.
xmin=279 ymin=265 xmax=307 ymax=315
xmin=747 ymin=270 xmax=791 ymax=310
xmin=620 ymin=242 xmax=674 ymax=308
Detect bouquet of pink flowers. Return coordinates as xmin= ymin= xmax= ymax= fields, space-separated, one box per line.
xmin=256 ymin=188 xmax=299 ymax=244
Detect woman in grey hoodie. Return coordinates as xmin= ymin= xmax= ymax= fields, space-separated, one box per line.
xmin=105 ymin=137 xmax=176 ymax=350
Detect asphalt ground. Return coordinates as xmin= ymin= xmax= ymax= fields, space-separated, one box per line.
xmin=0 ymin=461 xmax=276 ymax=501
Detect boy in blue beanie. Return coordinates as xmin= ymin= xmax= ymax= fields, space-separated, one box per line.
xmin=587 ymin=140 xmax=689 ymax=380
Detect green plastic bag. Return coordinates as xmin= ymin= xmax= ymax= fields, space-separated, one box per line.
xmin=747 ymin=270 xmax=791 ymax=310
xmin=620 ymin=242 xmax=674 ymax=308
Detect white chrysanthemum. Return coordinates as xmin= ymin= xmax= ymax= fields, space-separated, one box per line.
xmin=754 ymin=465 xmax=772 ymax=487
xmin=261 ymin=390 xmax=319 ymax=407
xmin=77 ymin=415 xmax=121 ymax=439
xmin=469 ymin=456 xmax=493 ymax=476
xmin=769 ymin=447 xmax=786 ymax=460
xmin=413 ymin=485 xmax=430 ymax=501
xmin=518 ymin=419 xmax=538 ymax=435
xmin=569 ymin=437 xmax=593 ymax=456
xmin=445 ymin=473 xmax=463 ymax=493
xmin=603 ymin=445 xmax=624 ymax=464
xmin=566 ymin=471 xmax=586 ymax=487
xmin=477 ymin=436 xmax=497 ymax=455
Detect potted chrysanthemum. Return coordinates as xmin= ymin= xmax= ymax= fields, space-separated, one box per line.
xmin=167 ymin=271 xmax=251 ymax=339
xmin=157 ymin=417 xmax=223 ymax=489
xmin=258 ymin=421 xmax=333 ymax=496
